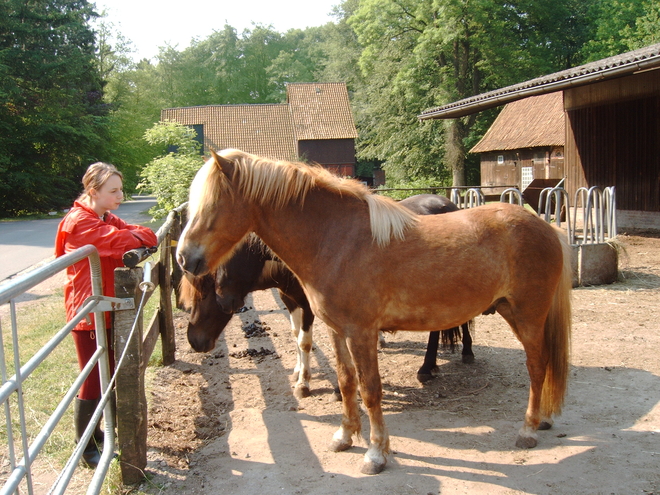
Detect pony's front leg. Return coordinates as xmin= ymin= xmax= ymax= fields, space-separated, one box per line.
xmin=347 ymin=330 xmax=390 ymax=475
xmin=289 ymin=308 xmax=312 ymax=398
xmin=327 ymin=327 xmax=360 ymax=453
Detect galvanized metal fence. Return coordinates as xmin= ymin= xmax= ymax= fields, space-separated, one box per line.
xmin=0 ymin=203 xmax=185 ymax=493
xmin=0 ymin=246 xmax=117 ymax=495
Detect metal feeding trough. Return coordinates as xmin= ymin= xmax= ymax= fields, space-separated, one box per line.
xmin=449 ymin=182 xmax=619 ymax=287
xmin=537 ymin=185 xmax=618 ymax=287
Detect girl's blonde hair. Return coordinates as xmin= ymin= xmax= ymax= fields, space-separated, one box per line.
xmin=77 ymin=162 xmax=123 ymax=201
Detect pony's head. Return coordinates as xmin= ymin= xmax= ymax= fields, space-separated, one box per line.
xmin=176 ymin=149 xmax=253 ymax=276
xmin=179 ymin=272 xmax=233 ymax=352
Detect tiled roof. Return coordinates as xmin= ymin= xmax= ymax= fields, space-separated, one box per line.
xmin=161 ymin=83 xmax=357 ymax=161
xmin=470 ymin=92 xmax=564 ymax=153
xmin=287 ymin=82 xmax=358 ymax=140
xmin=420 ymin=43 xmax=660 ymax=120
xmin=161 ymin=104 xmax=297 ymax=161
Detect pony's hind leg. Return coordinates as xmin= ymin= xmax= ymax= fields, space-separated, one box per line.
xmin=327 ymin=327 xmax=361 ymax=453
xmin=417 ymin=331 xmax=440 ymax=382
xmin=461 ymin=321 xmax=475 ymax=364
xmin=497 ymin=302 xmax=550 ymax=449
xmin=289 ymin=308 xmax=312 ymax=398
xmin=345 ymin=328 xmax=390 ymax=475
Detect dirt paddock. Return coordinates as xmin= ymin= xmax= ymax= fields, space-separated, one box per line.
xmin=142 ymin=232 xmax=660 ymax=495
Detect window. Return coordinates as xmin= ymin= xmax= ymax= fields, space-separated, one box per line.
xmin=497 ymin=155 xmax=504 ymax=165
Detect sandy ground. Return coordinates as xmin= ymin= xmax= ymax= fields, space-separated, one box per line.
xmin=133 ymin=231 xmax=660 ymax=495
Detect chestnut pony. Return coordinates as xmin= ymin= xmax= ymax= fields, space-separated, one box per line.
xmin=177 ymin=149 xmax=572 ymax=475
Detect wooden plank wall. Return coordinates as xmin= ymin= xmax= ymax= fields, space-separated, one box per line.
xmin=480 ymin=147 xmax=564 ymax=190
xmin=298 ymin=139 xmax=356 ymax=176
xmin=564 ymin=70 xmax=660 ymax=212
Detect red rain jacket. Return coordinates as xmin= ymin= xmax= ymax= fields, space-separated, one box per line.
xmin=54 ymin=201 xmax=158 ymax=331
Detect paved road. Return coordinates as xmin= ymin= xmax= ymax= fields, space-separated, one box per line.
xmin=0 ymin=196 xmax=158 ymax=283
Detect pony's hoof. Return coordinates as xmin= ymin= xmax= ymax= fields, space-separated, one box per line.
xmin=515 ymin=435 xmax=538 ymax=449
xmin=361 ymin=460 xmax=386 ymax=475
xmin=462 ymin=354 xmax=475 ymax=364
xmin=416 ymin=372 xmax=434 ymax=383
xmin=330 ymin=387 xmax=342 ymax=402
xmin=329 ymin=438 xmax=352 ymax=452
xmin=294 ymin=385 xmax=311 ymax=399
xmin=538 ymin=421 xmax=553 ymax=431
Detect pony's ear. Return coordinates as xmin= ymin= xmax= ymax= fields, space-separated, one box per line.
xmin=211 ymin=149 xmax=235 ymax=180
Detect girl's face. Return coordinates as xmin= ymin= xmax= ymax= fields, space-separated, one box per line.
xmin=90 ymin=174 xmax=124 ymax=216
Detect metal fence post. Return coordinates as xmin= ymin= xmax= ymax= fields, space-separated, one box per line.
xmin=113 ymin=266 xmax=147 ymax=484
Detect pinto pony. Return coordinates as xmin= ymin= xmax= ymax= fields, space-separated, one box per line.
xmin=178 ymin=236 xmax=316 ymax=399
xmin=176 ymin=149 xmax=572 ymax=475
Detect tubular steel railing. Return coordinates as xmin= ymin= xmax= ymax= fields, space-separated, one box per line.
xmin=0 ymin=201 xmax=186 ymax=493
xmin=386 ymin=185 xmax=616 ymax=246
xmin=0 ymin=245 xmax=116 ymax=495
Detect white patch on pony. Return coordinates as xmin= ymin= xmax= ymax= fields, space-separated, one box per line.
xmin=177 ymin=157 xmax=215 ymax=268
xmin=289 ymin=308 xmax=303 ymax=373
xmin=289 ymin=308 xmax=313 ymax=395
xmin=364 ymin=444 xmax=387 ymax=470
xmin=332 ymin=426 xmax=353 ymax=448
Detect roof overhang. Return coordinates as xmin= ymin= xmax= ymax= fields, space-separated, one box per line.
xmin=419 ymin=43 xmax=660 ymax=120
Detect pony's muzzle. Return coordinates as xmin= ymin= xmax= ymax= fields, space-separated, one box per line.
xmin=177 ymin=250 xmax=210 ymax=276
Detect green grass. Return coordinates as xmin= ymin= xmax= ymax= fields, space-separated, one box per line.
xmin=0 ymin=287 xmax=81 ymax=464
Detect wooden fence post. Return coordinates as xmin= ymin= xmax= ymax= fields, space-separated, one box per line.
xmin=114 ymin=266 xmax=147 ymax=484
xmin=159 ymin=229 xmax=176 ymax=366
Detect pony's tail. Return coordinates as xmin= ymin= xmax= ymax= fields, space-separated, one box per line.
xmin=540 ymin=231 xmax=573 ymax=418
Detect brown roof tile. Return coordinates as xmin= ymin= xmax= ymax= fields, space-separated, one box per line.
xmin=161 ymin=82 xmax=357 ymax=160
xmin=470 ymin=92 xmax=564 ymax=153
xmin=161 ymin=104 xmax=298 ymax=161
xmin=286 ymin=82 xmax=358 ymax=140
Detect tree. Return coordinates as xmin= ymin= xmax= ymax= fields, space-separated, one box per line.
xmin=138 ymin=121 xmax=204 ymax=218
xmin=347 ymin=0 xmax=601 ymax=187
xmin=579 ymin=0 xmax=647 ymax=61
xmin=0 ymin=0 xmax=109 ymax=215
xmin=266 ymin=26 xmax=330 ymax=100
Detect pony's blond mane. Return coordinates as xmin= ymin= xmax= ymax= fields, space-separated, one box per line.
xmin=201 ymin=149 xmax=418 ymax=247
xmin=178 ymin=273 xmax=205 ymax=309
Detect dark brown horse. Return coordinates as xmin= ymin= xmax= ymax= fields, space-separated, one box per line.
xmin=180 ymin=194 xmax=473 ymax=393
xmin=178 ymin=236 xmax=316 ymax=399
xmin=177 ymin=149 xmax=572 ymax=475
xmin=398 ymin=194 xmax=474 ymax=381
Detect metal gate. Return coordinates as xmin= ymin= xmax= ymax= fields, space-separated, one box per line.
xmin=0 ymin=245 xmax=121 ymax=495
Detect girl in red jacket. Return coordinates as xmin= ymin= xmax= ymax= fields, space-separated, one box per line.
xmin=55 ymin=162 xmax=157 ymax=467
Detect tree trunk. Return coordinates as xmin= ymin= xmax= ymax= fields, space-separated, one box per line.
xmin=445 ymin=119 xmax=466 ymax=187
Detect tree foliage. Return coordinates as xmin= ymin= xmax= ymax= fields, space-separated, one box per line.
xmin=138 ymin=122 xmax=204 ymax=218
xmin=0 ymin=0 xmax=108 ymax=216
xmin=3 ymin=1 xmax=659 ymax=215
xmin=347 ymin=0 xmax=601 ymax=186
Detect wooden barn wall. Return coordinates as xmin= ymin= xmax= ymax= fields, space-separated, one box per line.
xmin=298 ymin=139 xmax=356 ymax=176
xmin=564 ymin=70 xmax=660 ymax=212
xmin=480 ymin=147 xmax=564 ymax=191
xmin=565 ymin=100 xmax=660 ymax=211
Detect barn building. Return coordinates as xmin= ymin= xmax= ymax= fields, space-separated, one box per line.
xmin=161 ymin=82 xmax=358 ymax=177
xmin=419 ymin=43 xmax=660 ymax=230
xmin=470 ymin=92 xmax=565 ymax=199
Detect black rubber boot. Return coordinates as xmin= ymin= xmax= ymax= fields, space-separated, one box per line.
xmin=74 ymin=398 xmax=101 ymax=468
